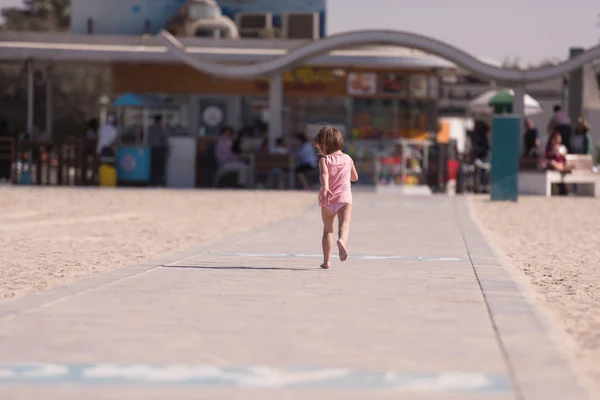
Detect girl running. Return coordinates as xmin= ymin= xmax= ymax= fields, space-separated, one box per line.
xmin=313 ymin=126 xmax=359 ymax=269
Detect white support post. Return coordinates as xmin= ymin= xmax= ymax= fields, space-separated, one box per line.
xmin=268 ymin=74 xmax=283 ymax=153
xmin=45 ymin=67 xmax=53 ymax=139
xmin=26 ymin=61 xmax=34 ymax=136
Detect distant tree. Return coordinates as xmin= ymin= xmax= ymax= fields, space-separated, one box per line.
xmin=0 ymin=0 xmax=109 ymax=140
xmin=526 ymin=58 xmax=560 ymax=70
xmin=501 ymin=56 xmax=521 ymax=70
xmin=1 ymin=0 xmax=70 ymax=31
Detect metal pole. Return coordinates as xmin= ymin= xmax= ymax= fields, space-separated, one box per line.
xmin=26 ymin=61 xmax=34 ymax=136
xmin=268 ymin=74 xmax=283 ymax=153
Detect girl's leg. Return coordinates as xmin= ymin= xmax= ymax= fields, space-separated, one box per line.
xmin=336 ymin=204 xmax=352 ymax=262
xmin=320 ymin=207 xmax=336 ymax=269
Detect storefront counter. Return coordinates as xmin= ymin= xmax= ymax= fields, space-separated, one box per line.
xmin=116 ymin=146 xmax=150 ymax=185
xmin=166 ymin=136 xmax=197 ymax=188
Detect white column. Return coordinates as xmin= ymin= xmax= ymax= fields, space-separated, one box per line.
xmin=26 ymin=61 xmax=34 ymax=136
xmin=45 ymin=67 xmax=53 ymax=138
xmin=268 ymin=74 xmax=283 ymax=153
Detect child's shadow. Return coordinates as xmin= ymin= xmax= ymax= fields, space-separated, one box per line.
xmin=165 ymin=265 xmax=315 ymax=272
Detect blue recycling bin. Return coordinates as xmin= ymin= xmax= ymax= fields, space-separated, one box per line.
xmin=116 ymin=146 xmax=150 ymax=184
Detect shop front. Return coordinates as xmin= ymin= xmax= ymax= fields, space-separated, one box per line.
xmin=111 ymin=62 xmax=441 ymax=189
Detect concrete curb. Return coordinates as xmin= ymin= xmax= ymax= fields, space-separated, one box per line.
xmin=455 ymin=196 xmax=589 ymax=400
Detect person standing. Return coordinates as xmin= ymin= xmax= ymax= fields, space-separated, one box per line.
xmin=96 ymin=115 xmax=118 ymax=155
xmin=147 ymin=115 xmax=169 ymax=187
xmin=523 ymin=118 xmax=540 ymax=156
xmin=547 ymin=105 xmax=572 ymax=153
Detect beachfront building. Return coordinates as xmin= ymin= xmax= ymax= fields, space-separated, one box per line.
xmin=1 ymin=0 xmax=458 ymax=189
xmin=2 ymin=0 xmax=598 ymax=191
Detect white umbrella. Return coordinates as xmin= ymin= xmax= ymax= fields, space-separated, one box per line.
xmin=468 ymin=89 xmax=543 ymax=116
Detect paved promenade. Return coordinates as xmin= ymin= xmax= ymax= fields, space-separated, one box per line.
xmin=0 ymin=194 xmax=589 ymax=399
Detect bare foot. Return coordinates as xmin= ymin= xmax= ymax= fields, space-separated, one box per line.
xmin=320 ymin=261 xmax=330 ymax=269
xmin=337 ymin=239 xmax=348 ymax=262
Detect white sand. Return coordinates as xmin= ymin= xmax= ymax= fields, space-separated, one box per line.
xmin=0 ymin=186 xmax=314 ymax=302
xmin=470 ymin=196 xmax=600 ymax=397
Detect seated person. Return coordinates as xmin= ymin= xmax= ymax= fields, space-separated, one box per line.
xmin=294 ymin=133 xmax=318 ymax=190
xmin=543 ymin=131 xmax=570 ymax=172
xmin=258 ymin=137 xmax=288 ymax=154
xmin=272 ymin=138 xmax=288 ymax=154
xmin=214 ymin=126 xmax=250 ymax=187
xmin=570 ymin=117 xmax=592 ymax=155
xmin=543 ymin=131 xmax=571 ymax=196
xmin=255 ymin=138 xmax=290 ymax=189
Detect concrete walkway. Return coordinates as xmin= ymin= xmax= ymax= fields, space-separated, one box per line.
xmin=0 ymin=194 xmax=589 ymax=400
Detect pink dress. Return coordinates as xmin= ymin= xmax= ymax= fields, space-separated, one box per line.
xmin=318 ymin=151 xmax=353 ymax=213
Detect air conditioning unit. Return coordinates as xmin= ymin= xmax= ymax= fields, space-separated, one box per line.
xmin=235 ymin=12 xmax=273 ymax=38
xmin=282 ymin=12 xmax=319 ymax=40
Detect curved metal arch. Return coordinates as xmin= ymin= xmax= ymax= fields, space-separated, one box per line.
xmin=157 ymin=29 xmax=600 ymax=83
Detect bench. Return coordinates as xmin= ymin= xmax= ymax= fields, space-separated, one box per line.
xmin=251 ymin=151 xmax=296 ymax=190
xmin=519 ymin=155 xmax=599 ymax=197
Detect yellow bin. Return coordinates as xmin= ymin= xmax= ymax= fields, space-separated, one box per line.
xmin=98 ymin=164 xmax=117 ymax=187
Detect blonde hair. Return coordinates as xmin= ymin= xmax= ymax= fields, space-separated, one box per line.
xmin=576 ymin=117 xmax=589 ymax=134
xmin=312 ymin=126 xmax=344 ymax=155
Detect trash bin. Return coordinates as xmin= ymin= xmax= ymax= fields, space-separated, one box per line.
xmin=98 ymin=147 xmax=117 ymax=187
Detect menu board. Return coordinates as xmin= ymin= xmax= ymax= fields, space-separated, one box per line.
xmin=381 ymin=73 xmax=408 ymax=96
xmin=347 ymin=73 xmax=377 ymax=96
xmin=409 ymin=74 xmax=428 ymax=98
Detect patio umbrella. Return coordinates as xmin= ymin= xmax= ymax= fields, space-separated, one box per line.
xmin=468 ymin=89 xmax=543 ymax=116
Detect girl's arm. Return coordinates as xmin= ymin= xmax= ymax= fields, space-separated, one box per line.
xmin=350 ymin=159 xmax=359 ymax=182
xmin=319 ymin=157 xmax=330 ymax=191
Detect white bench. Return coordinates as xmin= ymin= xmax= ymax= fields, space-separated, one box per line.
xmin=519 ymin=155 xmax=600 ymax=197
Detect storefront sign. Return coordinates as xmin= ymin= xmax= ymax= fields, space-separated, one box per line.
xmin=255 ymin=67 xmax=342 ymax=94
xmin=410 ymin=74 xmax=428 ymax=98
xmin=381 ymin=73 xmax=407 ymax=96
xmin=283 ymin=67 xmax=336 ymax=84
xmin=347 ymin=73 xmax=377 ymax=96
xmin=202 ymin=106 xmax=223 ymax=127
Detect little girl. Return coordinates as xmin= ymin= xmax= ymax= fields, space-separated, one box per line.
xmin=313 ymin=126 xmax=359 ymax=269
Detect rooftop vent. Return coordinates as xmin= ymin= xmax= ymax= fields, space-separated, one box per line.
xmin=236 ymin=13 xmax=273 ymax=38
xmin=282 ymin=12 xmax=319 ymax=40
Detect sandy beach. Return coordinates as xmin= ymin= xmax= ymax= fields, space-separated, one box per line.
xmin=0 ymin=186 xmax=314 ymax=302
xmin=470 ymin=196 xmax=600 ymax=397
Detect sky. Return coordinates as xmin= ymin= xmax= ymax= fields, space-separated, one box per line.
xmin=0 ymin=0 xmax=598 ymax=65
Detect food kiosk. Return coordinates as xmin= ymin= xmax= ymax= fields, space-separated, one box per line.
xmin=112 ymin=93 xmax=161 ymax=185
